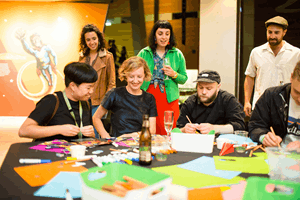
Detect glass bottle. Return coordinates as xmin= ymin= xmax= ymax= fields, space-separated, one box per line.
xmin=139 ymin=114 xmax=152 ymax=165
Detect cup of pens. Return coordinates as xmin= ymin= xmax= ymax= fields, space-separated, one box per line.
xmin=234 ymin=130 xmax=248 ymax=153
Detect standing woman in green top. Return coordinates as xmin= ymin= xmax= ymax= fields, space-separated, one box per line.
xmin=137 ymin=20 xmax=188 ymax=135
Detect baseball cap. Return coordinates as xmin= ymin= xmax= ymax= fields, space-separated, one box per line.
xmin=265 ymin=16 xmax=288 ymax=28
xmin=194 ymin=70 xmax=221 ymax=84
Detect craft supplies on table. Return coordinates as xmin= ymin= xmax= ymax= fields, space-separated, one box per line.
xmin=80 ymin=163 xmax=172 ymax=200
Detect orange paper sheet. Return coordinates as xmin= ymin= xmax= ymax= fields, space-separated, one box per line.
xmin=14 ymin=160 xmax=88 ymax=187
xmin=188 ymin=187 xmax=223 ymax=200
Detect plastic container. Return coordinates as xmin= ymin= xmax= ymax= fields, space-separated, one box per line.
xmin=266 ymin=147 xmax=300 ymax=183
xmin=81 ymin=163 xmax=172 ymax=200
xmin=70 ymin=145 xmax=86 ymax=158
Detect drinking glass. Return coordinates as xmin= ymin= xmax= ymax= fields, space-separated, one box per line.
xmin=163 ymin=58 xmax=170 ymax=80
xmin=234 ymin=130 xmax=248 ymax=153
xmin=164 ymin=110 xmax=174 ymax=138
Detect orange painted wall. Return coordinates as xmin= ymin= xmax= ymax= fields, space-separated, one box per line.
xmin=0 ymin=2 xmax=108 ymax=116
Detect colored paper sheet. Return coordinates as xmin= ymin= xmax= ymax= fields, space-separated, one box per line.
xmin=222 ymin=180 xmax=247 ymax=200
xmin=218 ymin=134 xmax=257 ymax=145
xmin=34 ymin=172 xmax=82 ymax=198
xmin=188 ymin=187 xmax=223 ymax=200
xmin=253 ymin=152 xmax=268 ymax=160
xmin=29 ymin=145 xmax=69 ymax=154
xmin=115 ymin=141 xmax=130 ymax=147
xmin=177 ymin=156 xmax=241 ymax=179
xmin=152 ymin=165 xmax=245 ymax=188
xmin=14 ymin=160 xmax=88 ymax=187
xmin=242 ymin=177 xmax=300 ymax=200
xmin=213 ymin=156 xmax=269 ymax=174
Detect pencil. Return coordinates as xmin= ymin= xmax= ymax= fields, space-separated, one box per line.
xmin=270 ymin=127 xmax=281 ymax=148
xmin=186 ymin=115 xmax=200 ymax=134
xmin=186 ymin=115 xmax=192 ymax=124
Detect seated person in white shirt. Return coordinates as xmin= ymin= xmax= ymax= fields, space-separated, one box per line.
xmin=249 ymin=61 xmax=300 ymax=149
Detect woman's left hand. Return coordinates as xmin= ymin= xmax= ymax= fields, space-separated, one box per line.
xmin=162 ymin=66 xmax=176 ymax=77
xmin=81 ymin=125 xmax=95 ymax=138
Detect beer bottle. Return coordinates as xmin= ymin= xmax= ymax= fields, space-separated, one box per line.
xmin=139 ymin=114 xmax=152 ymax=165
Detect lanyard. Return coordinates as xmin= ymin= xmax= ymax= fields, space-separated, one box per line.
xmin=62 ymin=90 xmax=83 ymax=139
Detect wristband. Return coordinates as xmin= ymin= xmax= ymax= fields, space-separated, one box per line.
xmin=172 ymin=72 xmax=178 ymax=79
xmin=259 ymin=134 xmax=266 ymax=143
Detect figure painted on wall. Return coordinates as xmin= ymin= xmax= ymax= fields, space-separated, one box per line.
xmin=15 ymin=28 xmax=57 ymax=86
xmin=14 ymin=28 xmax=62 ymax=101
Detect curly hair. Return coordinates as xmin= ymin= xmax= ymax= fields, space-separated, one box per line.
xmin=148 ymin=20 xmax=177 ymax=52
xmin=118 ymin=56 xmax=151 ymax=82
xmin=79 ymin=24 xmax=105 ymax=57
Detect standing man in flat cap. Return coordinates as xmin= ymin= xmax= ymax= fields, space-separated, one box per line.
xmin=176 ymin=70 xmax=245 ymax=134
xmin=244 ymin=16 xmax=300 ymax=117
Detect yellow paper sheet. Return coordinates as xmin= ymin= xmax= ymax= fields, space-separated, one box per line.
xmin=213 ymin=156 xmax=269 ymax=174
xmin=152 ymin=165 xmax=245 ymax=188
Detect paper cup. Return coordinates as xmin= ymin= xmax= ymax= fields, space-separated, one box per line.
xmin=70 ymin=145 xmax=86 ymax=158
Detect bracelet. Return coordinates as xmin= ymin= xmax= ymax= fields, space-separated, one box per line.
xmin=172 ymin=72 xmax=178 ymax=79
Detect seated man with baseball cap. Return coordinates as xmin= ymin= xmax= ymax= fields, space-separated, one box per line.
xmin=177 ymin=70 xmax=245 ymax=134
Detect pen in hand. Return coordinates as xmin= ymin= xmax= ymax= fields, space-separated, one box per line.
xmin=186 ymin=115 xmax=200 ymax=134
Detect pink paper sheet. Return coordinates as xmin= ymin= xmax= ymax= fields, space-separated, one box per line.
xmin=29 ymin=145 xmax=69 ymax=154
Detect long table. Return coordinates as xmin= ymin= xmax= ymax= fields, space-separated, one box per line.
xmin=0 ymin=142 xmax=268 ymax=200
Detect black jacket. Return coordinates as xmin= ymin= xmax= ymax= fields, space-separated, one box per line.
xmin=248 ymin=83 xmax=290 ymax=143
xmin=177 ymin=90 xmax=245 ymax=131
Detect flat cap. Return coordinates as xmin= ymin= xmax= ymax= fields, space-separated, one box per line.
xmin=265 ymin=16 xmax=288 ymax=28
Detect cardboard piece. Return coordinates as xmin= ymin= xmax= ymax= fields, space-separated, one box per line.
xmin=188 ymin=187 xmax=223 ymax=200
xmin=219 ymin=143 xmax=234 ymax=156
xmin=171 ymin=132 xmax=215 ymax=153
xmin=14 ymin=160 xmax=88 ymax=187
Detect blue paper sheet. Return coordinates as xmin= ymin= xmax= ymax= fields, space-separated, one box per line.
xmin=177 ymin=156 xmax=241 ymax=179
xmin=34 ymin=172 xmax=82 ymax=198
xmin=218 ymin=134 xmax=257 ymax=145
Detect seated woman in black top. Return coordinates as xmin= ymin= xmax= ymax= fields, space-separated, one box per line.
xmin=93 ymin=56 xmax=157 ymax=138
xmin=18 ymin=62 xmax=98 ymax=141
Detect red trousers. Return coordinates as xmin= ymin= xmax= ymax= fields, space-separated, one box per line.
xmin=147 ymin=85 xmax=179 ymax=135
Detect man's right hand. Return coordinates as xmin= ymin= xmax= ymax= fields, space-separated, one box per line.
xmin=263 ymin=132 xmax=282 ymax=147
xmin=60 ymin=124 xmax=81 ymax=137
xmin=182 ymin=123 xmax=198 ymax=134
xmin=244 ymin=102 xmax=252 ymax=117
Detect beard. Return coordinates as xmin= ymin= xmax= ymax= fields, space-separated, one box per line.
xmin=268 ymin=38 xmax=282 ymax=46
xmin=199 ymin=90 xmax=218 ymax=105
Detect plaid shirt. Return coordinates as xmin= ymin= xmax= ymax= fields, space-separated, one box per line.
xmin=150 ymin=50 xmax=168 ymax=93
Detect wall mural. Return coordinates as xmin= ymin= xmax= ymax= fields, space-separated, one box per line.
xmin=0 ymin=1 xmax=108 ymax=116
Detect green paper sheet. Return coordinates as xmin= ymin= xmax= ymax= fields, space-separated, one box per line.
xmin=213 ymin=156 xmax=269 ymax=174
xmin=151 ymin=165 xmax=245 ymax=188
xmin=253 ymin=152 xmax=268 ymax=160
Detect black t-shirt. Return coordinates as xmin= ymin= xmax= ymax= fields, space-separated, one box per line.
xmin=101 ymin=87 xmax=157 ymax=137
xmin=28 ymin=91 xmax=92 ymax=141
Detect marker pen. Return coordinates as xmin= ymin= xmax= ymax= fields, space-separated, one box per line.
xmin=19 ymin=158 xmax=52 ymax=164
